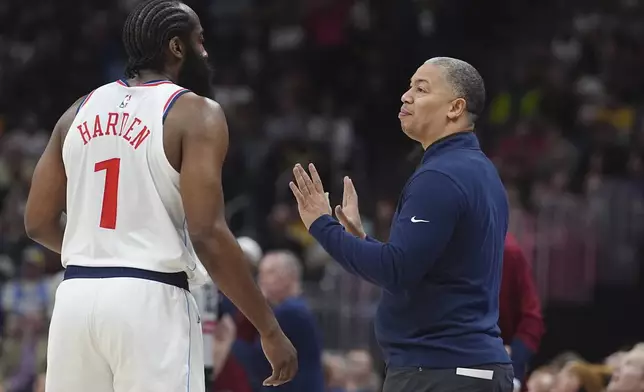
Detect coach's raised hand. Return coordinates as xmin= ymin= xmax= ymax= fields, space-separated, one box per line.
xmin=290 ymin=163 xmax=332 ymax=229
xmin=335 ymin=176 xmax=366 ymax=239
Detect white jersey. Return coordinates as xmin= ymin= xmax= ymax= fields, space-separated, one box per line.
xmin=61 ymin=79 xmax=208 ymax=286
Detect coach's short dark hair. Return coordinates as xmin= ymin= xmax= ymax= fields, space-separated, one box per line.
xmin=426 ymin=57 xmax=486 ymax=122
xmin=122 ymin=0 xmax=194 ymax=78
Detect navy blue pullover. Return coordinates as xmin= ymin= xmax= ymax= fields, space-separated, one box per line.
xmin=309 ymin=132 xmax=511 ymax=369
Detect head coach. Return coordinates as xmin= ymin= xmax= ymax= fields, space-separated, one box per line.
xmin=289 ymin=57 xmax=514 ymax=392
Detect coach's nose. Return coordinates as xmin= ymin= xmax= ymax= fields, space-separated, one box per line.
xmin=401 ymin=89 xmax=413 ymax=104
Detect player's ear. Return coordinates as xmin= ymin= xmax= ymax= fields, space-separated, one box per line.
xmin=168 ymin=36 xmax=184 ymax=60
xmin=447 ymin=98 xmax=467 ymax=120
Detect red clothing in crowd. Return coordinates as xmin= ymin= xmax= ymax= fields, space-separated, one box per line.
xmin=499 ymin=234 xmax=545 ymax=381
xmin=213 ymin=313 xmax=256 ymax=392
xmin=213 ymin=356 xmax=253 ymax=392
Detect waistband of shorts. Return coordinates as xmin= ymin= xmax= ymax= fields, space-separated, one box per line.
xmin=64 ymin=265 xmax=189 ymax=291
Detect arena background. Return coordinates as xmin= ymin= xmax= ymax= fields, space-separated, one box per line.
xmin=0 ymin=0 xmax=643 ymax=390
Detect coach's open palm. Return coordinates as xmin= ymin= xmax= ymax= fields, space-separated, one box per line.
xmin=261 ymin=328 xmax=298 ymax=386
xmin=335 ymin=176 xmax=366 ymax=239
xmin=290 ymin=163 xmax=333 ymax=229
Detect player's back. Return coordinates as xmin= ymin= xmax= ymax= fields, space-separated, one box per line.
xmin=62 ymin=79 xmax=205 ymax=285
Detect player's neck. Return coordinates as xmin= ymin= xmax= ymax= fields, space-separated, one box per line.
xmin=131 ymin=70 xmax=176 ymax=85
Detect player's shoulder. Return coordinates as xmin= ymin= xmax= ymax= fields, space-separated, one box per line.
xmin=173 ymin=92 xmax=223 ymax=116
xmin=60 ymin=81 xmax=126 ymax=126
xmin=55 ymin=94 xmax=91 ymax=143
xmin=63 ymin=95 xmax=87 ymax=119
xmin=167 ymin=93 xmax=227 ymax=137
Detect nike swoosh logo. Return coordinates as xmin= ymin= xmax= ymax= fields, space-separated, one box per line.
xmin=411 ymin=216 xmax=430 ymax=223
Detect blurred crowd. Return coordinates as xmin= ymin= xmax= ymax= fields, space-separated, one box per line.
xmin=524 ymin=344 xmax=644 ymax=392
xmin=1 ymin=0 xmax=644 ymax=391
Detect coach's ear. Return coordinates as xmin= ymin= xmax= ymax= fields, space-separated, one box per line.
xmin=168 ymin=36 xmax=185 ymax=60
xmin=447 ymin=97 xmax=467 ymax=120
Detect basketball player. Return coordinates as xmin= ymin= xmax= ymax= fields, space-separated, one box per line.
xmin=23 ymin=1 xmax=297 ymax=391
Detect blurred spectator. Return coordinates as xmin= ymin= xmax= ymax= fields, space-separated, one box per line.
xmin=211 ymin=237 xmax=264 ymax=392
xmin=323 ymin=352 xmax=348 ymax=392
xmin=212 ymin=306 xmax=256 ymax=392
xmin=237 ymin=236 xmax=264 ymax=271
xmin=522 ymin=344 xmax=644 ymax=392
xmin=254 ymin=250 xmax=325 ymax=392
xmin=0 ymin=313 xmax=47 ymax=392
xmin=606 ymin=351 xmax=630 ymax=370
xmin=549 ymin=352 xmax=585 ymax=373
xmin=607 ymin=347 xmax=644 ymax=392
xmin=344 ymin=349 xmax=379 ymax=392
xmin=500 ymin=234 xmax=545 ymax=387
xmin=1 ymin=113 xmax=48 ymax=158
xmin=551 ymin=362 xmax=583 ymax=392
xmin=212 ymin=314 xmax=243 ymax=388
xmin=535 ymin=123 xmax=579 ymax=178
xmin=551 ymin=360 xmax=611 ymax=392
xmin=1 ymin=248 xmax=49 ymax=321
xmin=527 ymin=367 xmax=556 ymax=392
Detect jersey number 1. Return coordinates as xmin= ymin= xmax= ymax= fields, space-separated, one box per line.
xmin=94 ymin=158 xmax=120 ymax=229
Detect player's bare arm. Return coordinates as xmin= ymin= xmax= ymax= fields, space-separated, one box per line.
xmin=24 ymin=97 xmax=82 ymax=253
xmin=169 ymin=93 xmax=297 ymax=386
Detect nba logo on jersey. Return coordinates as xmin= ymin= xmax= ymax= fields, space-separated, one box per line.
xmin=118 ymin=94 xmax=132 ymax=109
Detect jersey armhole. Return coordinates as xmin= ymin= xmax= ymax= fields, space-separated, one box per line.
xmin=75 ymin=90 xmax=96 ymax=115
xmin=162 ymin=89 xmax=191 ymax=123
xmin=62 ymin=93 xmax=94 ymax=153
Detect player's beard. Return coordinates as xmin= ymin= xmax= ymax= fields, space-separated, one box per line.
xmin=177 ymin=46 xmax=213 ymax=98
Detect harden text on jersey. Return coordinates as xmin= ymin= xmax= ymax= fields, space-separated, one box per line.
xmin=76 ymin=112 xmax=151 ymax=149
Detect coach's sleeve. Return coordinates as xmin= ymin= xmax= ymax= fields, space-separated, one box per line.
xmin=309 ymin=170 xmax=464 ymax=291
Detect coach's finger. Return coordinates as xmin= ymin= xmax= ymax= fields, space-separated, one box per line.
xmin=345 ymin=177 xmax=358 ymax=204
xmin=297 ymin=164 xmax=316 ymax=195
xmin=335 ymin=205 xmax=348 ymax=225
xmin=342 ymin=176 xmax=349 ymax=207
xmin=336 ymin=205 xmax=359 ymax=234
xmin=293 ymin=165 xmax=310 ymax=196
xmin=289 ymin=182 xmax=304 ymax=204
xmin=309 ymin=163 xmax=324 ymax=193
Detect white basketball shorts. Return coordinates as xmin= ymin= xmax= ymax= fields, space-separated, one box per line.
xmin=45 ymin=271 xmax=204 ymax=392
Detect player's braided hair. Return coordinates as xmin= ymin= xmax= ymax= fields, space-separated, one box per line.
xmin=122 ymin=0 xmax=193 ymax=78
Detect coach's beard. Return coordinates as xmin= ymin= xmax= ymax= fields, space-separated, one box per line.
xmin=178 ymin=47 xmax=214 ymax=98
